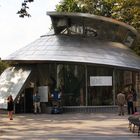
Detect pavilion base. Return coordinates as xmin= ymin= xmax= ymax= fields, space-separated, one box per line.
xmin=45 ymin=106 xmax=139 ymax=114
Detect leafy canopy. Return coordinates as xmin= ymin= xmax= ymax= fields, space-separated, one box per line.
xmin=0 ymin=60 xmax=9 ymax=74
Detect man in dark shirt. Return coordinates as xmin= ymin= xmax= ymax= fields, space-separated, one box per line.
xmin=33 ymin=91 xmax=41 ymax=114
xmin=127 ymin=90 xmax=134 ymax=115
xmin=131 ymin=88 xmax=137 ymax=113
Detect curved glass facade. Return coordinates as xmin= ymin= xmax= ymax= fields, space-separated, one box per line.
xmin=24 ymin=63 xmax=139 ymax=107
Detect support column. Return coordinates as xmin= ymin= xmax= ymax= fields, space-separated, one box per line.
xmin=113 ymin=68 xmax=116 ymax=105
xmin=85 ymin=64 xmax=88 ymax=106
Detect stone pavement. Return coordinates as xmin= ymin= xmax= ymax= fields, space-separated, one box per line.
xmin=0 ymin=113 xmax=139 ymax=140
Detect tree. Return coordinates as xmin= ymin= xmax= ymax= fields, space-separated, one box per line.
xmin=17 ymin=0 xmax=34 ymax=18
xmin=0 ymin=60 xmax=9 ymax=74
xmin=111 ymin=0 xmax=140 ymax=55
xmin=16 ymin=0 xmax=140 ymax=54
xmin=17 ymin=0 xmax=140 ymax=31
xmin=56 ymin=0 xmax=81 ymax=12
xmin=111 ymin=0 xmax=140 ymax=31
xmin=56 ymin=0 xmax=140 ymax=30
xmin=56 ymin=0 xmax=140 ymax=55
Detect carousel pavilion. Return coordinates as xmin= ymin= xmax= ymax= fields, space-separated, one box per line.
xmin=0 ymin=12 xmax=140 ymax=113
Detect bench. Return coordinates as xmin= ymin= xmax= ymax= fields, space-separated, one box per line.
xmin=128 ymin=115 xmax=140 ymax=136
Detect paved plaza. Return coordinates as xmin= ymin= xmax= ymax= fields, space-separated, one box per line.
xmin=0 ymin=112 xmax=139 ymax=140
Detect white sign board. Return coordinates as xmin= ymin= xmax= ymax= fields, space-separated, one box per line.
xmin=38 ymin=86 xmax=48 ymax=102
xmin=90 ymin=76 xmax=112 ymax=86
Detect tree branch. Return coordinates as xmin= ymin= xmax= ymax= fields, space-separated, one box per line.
xmin=17 ymin=0 xmax=34 ymax=18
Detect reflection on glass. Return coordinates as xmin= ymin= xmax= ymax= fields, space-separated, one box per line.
xmin=0 ymin=66 xmax=31 ymax=109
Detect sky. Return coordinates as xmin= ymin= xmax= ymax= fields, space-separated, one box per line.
xmin=0 ymin=0 xmax=60 ymax=59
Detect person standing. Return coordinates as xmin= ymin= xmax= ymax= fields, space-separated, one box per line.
xmin=33 ymin=91 xmax=41 ymax=114
xmin=7 ymin=95 xmax=14 ymax=120
xmin=131 ymin=88 xmax=137 ymax=113
xmin=117 ymin=91 xmax=126 ymax=116
xmin=127 ymin=90 xmax=134 ymax=115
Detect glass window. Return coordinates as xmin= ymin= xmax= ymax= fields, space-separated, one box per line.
xmin=0 ymin=66 xmax=31 ymax=109
xmin=87 ymin=66 xmax=113 ymax=106
xmin=57 ymin=64 xmax=86 ymax=106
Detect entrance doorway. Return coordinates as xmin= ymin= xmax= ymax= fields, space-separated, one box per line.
xmin=25 ymin=88 xmax=34 ymax=113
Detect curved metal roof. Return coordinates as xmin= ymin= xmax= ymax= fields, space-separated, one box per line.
xmin=4 ymin=35 xmax=140 ymax=70
xmin=47 ymin=12 xmax=140 ymax=48
xmin=47 ymin=12 xmax=139 ymax=37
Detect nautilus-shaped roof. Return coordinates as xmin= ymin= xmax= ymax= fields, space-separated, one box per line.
xmin=3 ymin=12 xmax=140 ymax=70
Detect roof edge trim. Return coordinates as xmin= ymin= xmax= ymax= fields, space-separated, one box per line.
xmin=47 ymin=11 xmax=139 ymax=38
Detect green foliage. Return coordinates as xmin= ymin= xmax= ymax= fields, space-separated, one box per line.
xmin=111 ymin=0 xmax=140 ymax=30
xmin=56 ymin=0 xmax=114 ymax=15
xmin=0 ymin=61 xmax=9 ymax=74
xmin=56 ymin=0 xmax=140 ymax=55
xmin=133 ymin=40 xmax=140 ymax=55
xmin=56 ymin=0 xmax=140 ymax=30
xmin=56 ymin=0 xmax=81 ymax=12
